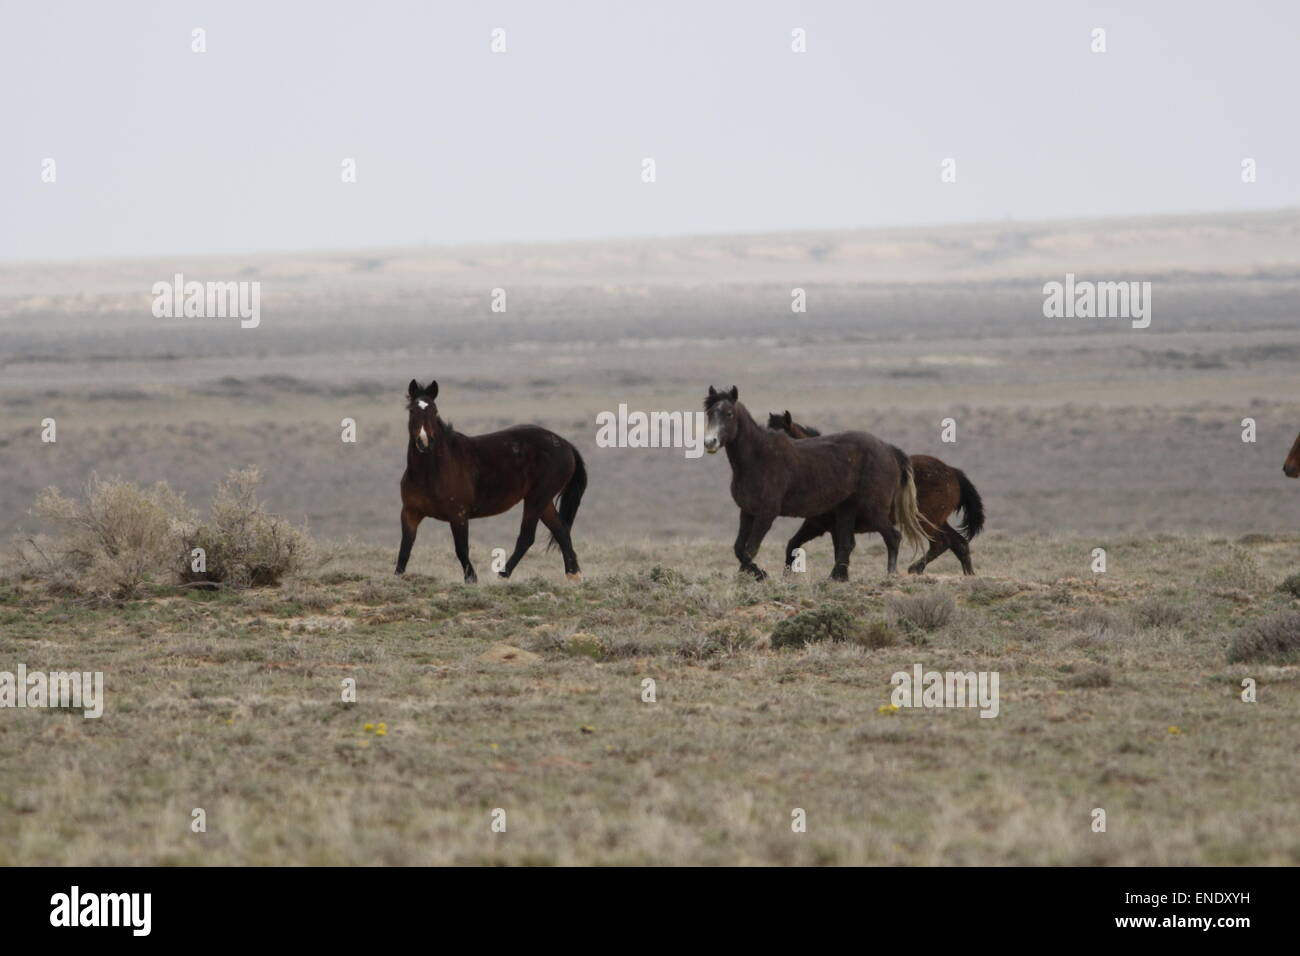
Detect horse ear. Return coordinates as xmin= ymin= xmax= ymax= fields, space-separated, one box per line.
xmin=408 ymin=379 xmax=421 ymax=398
xmin=708 ymin=386 xmax=717 ymax=397
xmin=728 ymin=386 xmax=738 ymax=402
xmin=427 ymin=380 xmax=439 ymax=399
xmin=783 ymin=410 xmax=792 ymax=425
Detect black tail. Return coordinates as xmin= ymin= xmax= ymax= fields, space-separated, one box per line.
xmin=547 ymin=446 xmax=587 ymax=552
xmin=953 ymin=468 xmax=985 ymax=540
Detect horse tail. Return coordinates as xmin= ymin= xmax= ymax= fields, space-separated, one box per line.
xmin=953 ymin=468 xmax=985 ymax=541
xmin=547 ymin=445 xmax=588 ymax=552
xmin=890 ymin=446 xmax=931 ymax=557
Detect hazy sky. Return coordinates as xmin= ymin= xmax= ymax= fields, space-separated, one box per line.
xmin=3 ymin=0 xmax=1297 ymax=261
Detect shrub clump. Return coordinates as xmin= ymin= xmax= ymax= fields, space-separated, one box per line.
xmin=15 ymin=475 xmax=192 ymax=600
xmin=647 ymin=565 xmax=687 ymax=587
xmin=1226 ymin=612 xmax=1300 ymax=664
xmin=964 ymin=579 xmax=1018 ymax=605
xmin=887 ymin=592 xmax=955 ymax=632
xmin=1131 ymin=597 xmax=1187 ymax=629
xmin=1059 ymin=664 xmax=1113 ymax=689
xmin=852 ymin=620 xmax=899 ymax=649
xmin=1277 ymin=574 xmax=1300 ymax=599
xmin=1073 ymin=605 xmax=1127 ymax=639
xmin=1201 ymin=546 xmax=1267 ymax=593
xmin=560 ymin=632 xmax=605 ymax=659
xmin=13 ymin=468 xmax=310 ymax=599
xmin=770 ymin=606 xmax=860 ymax=649
xmin=179 ymin=468 xmax=310 ymax=588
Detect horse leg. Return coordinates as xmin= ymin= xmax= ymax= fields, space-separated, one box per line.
xmin=739 ymin=512 xmax=775 ymax=581
xmin=908 ymin=526 xmax=951 ymax=575
xmin=830 ymin=503 xmax=857 ymax=581
xmin=450 ymin=520 xmax=477 ymax=584
xmin=395 ymin=507 xmax=422 ymax=574
xmin=539 ymin=501 xmax=582 ymax=581
xmin=499 ymin=505 xmax=541 ymax=579
xmin=784 ymin=517 xmax=828 ymax=572
xmin=948 ymin=525 xmax=975 ymax=575
xmin=880 ymin=523 xmax=903 ymax=575
xmin=734 ymin=512 xmax=755 ymax=574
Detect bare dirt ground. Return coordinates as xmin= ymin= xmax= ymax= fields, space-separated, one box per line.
xmin=2 ymin=210 xmax=1299 ymax=864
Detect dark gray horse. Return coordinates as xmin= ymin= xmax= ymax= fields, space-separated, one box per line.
xmin=702 ymin=386 xmax=927 ymax=581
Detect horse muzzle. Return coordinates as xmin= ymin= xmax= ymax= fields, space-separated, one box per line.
xmin=1285 ymin=463 xmax=1299 ymax=478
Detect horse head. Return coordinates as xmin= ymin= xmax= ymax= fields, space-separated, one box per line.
xmin=1285 ymin=431 xmax=1300 ymax=478
xmin=766 ymin=410 xmax=818 ymax=439
xmin=407 ymin=379 xmax=442 ymax=453
xmin=702 ymin=385 xmax=740 ymax=454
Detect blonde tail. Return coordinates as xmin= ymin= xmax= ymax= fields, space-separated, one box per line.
xmin=894 ymin=460 xmax=933 ymax=557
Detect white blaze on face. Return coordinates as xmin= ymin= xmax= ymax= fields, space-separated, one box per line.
xmin=417 ymin=400 xmax=430 ymax=446
xmin=703 ymin=412 xmax=721 ymax=453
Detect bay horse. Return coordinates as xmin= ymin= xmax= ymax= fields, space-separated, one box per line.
xmin=396 ymin=379 xmax=586 ymax=583
xmin=1285 ymin=431 xmax=1300 ymax=478
xmin=703 ymin=386 xmax=928 ymax=581
xmin=768 ymin=411 xmax=984 ymax=575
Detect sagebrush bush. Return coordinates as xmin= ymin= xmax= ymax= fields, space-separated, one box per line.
xmin=964 ymin=579 xmax=1018 ymax=605
xmin=1277 ymin=574 xmax=1300 ymax=599
xmin=1226 ymin=612 xmax=1300 ymax=664
xmin=1201 ymin=546 xmax=1267 ymax=593
xmin=13 ymin=468 xmax=310 ymax=598
xmin=1131 ymin=597 xmax=1187 ymax=629
xmin=1073 ymin=605 xmax=1126 ymax=639
xmin=180 ymin=468 xmax=310 ymax=588
xmin=851 ymin=620 xmax=899 ymax=649
xmin=888 ymin=592 xmax=955 ymax=632
xmin=15 ymin=475 xmax=192 ymax=600
xmin=1059 ymin=664 xmax=1113 ymax=689
xmin=647 ymin=565 xmax=687 ymax=587
xmin=770 ymin=606 xmax=859 ymax=649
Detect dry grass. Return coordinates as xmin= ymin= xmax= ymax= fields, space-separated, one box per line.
xmin=3 ymin=532 xmax=1300 ymax=865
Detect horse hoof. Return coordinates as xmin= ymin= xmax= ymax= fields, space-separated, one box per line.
xmin=497 ymin=571 xmax=510 ymax=579
xmin=830 ymin=565 xmax=849 ymax=582
xmin=907 ymin=563 xmax=924 ymax=575
xmin=464 ymin=572 xmax=478 ymax=585
xmin=566 ymin=571 xmax=584 ymax=583
xmin=751 ymin=568 xmax=768 ymax=582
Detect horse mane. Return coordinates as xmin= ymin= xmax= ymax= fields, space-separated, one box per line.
xmin=703 ymin=391 xmax=725 ymax=411
xmin=799 ymin=423 xmax=821 ymax=436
